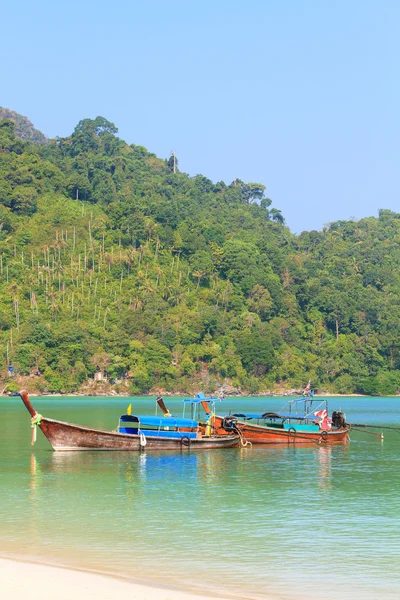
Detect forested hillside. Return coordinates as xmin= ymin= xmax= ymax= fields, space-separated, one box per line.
xmin=0 ymin=108 xmax=47 ymax=145
xmin=1 ymin=113 xmax=400 ymax=396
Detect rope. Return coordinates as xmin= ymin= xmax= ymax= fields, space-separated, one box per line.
xmin=349 ymin=423 xmax=400 ymax=434
xmin=350 ymin=427 xmax=384 ymax=440
xmin=30 ymin=413 xmax=43 ymax=445
xmin=233 ymin=424 xmax=252 ymax=448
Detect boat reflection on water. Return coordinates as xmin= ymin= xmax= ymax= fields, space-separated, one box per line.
xmin=43 ymin=442 xmax=350 ymax=490
xmin=137 ymin=453 xmax=198 ymax=482
xmin=316 ymin=445 xmax=333 ymax=491
xmin=28 ymin=453 xmax=44 ymax=544
xmin=29 ymin=453 xmax=43 ymax=494
xmin=47 ymin=447 xmax=242 ymax=483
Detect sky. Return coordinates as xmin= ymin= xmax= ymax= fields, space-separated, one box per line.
xmin=2 ymin=0 xmax=400 ymax=234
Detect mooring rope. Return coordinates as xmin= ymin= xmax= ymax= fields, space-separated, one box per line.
xmin=350 ymin=427 xmax=384 ymax=439
xmin=233 ymin=424 xmax=252 ymax=448
xmin=349 ymin=423 xmax=400 ymax=434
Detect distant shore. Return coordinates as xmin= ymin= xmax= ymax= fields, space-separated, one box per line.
xmin=1 ymin=390 xmax=376 ymax=398
xmin=0 ymin=556 xmax=253 ymax=600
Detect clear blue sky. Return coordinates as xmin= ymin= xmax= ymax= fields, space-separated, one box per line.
xmin=2 ymin=0 xmax=399 ymax=233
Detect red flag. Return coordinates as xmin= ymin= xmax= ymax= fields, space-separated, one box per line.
xmin=314 ymin=409 xmax=332 ymax=431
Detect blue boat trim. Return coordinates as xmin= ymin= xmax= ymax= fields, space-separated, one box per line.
xmin=282 ymin=424 xmax=320 ymax=432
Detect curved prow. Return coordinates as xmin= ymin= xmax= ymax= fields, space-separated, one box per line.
xmin=19 ymin=389 xmax=37 ymax=418
xmin=156 ymin=397 xmax=171 ymax=417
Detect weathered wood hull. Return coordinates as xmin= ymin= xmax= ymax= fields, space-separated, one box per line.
xmin=37 ymin=417 xmax=240 ymax=451
xmin=18 ymin=390 xmax=239 ymax=451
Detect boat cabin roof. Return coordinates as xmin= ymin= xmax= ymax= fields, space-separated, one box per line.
xmin=183 ymin=394 xmax=220 ymax=404
xmin=120 ymin=414 xmax=198 ymax=428
xmin=233 ymin=396 xmax=328 ymax=422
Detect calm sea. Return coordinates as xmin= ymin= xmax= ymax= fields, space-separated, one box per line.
xmin=1 ymin=395 xmax=399 ymax=600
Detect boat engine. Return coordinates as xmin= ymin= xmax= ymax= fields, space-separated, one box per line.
xmin=222 ymin=416 xmax=237 ymax=430
xmin=331 ymin=411 xmax=346 ymax=428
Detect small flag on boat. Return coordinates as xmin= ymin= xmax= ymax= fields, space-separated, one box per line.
xmin=126 ymin=404 xmax=132 ymax=415
xmin=314 ymin=409 xmax=332 ymax=431
xmin=304 ymin=380 xmax=311 ymax=392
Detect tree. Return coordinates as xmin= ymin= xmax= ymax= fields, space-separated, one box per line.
xmin=233 ymin=180 xmax=266 ymax=205
xmin=68 ymin=117 xmax=118 ymax=156
xmin=235 ymin=330 xmax=276 ymax=376
xmin=270 ymin=208 xmax=285 ymax=224
xmin=166 ymin=153 xmax=178 ymax=173
xmin=90 ymin=352 xmax=111 ymax=377
xmin=247 ymin=285 xmax=273 ymax=319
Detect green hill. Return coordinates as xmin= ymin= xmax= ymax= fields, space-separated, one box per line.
xmin=0 ymin=114 xmax=399 ymax=396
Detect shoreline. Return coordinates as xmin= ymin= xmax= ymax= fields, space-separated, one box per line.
xmin=0 ymin=555 xmax=260 ymax=600
xmin=1 ymin=391 xmax=378 ymax=398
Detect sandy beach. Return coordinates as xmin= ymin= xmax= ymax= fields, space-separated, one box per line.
xmin=0 ymin=557 xmax=245 ymax=600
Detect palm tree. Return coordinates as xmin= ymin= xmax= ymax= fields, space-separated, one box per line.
xmin=48 ymin=287 xmax=60 ymax=321
xmin=192 ymin=269 xmax=206 ymax=289
xmin=8 ymin=282 xmax=20 ymax=328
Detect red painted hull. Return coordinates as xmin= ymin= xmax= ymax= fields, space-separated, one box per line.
xmin=234 ymin=421 xmax=349 ymax=444
xmin=211 ymin=416 xmax=349 ymax=445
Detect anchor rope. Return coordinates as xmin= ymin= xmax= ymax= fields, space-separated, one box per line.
xmin=233 ymin=424 xmax=252 ymax=448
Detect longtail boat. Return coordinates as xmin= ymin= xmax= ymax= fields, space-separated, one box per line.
xmin=197 ymin=392 xmax=350 ymax=445
xmin=19 ymin=390 xmax=239 ymax=451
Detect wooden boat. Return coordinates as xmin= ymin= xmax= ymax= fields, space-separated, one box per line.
xmin=19 ymin=390 xmax=239 ymax=451
xmin=197 ymin=393 xmax=350 ymax=445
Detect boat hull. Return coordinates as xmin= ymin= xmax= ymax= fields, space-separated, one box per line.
xmin=235 ymin=421 xmax=349 ymax=444
xmin=38 ymin=418 xmax=240 ymax=451
xmin=210 ymin=415 xmax=349 ymax=445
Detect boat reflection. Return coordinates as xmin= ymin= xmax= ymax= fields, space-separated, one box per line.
xmin=28 ymin=453 xmax=44 ymax=541
xmin=316 ymin=444 xmax=333 ymax=491
xmin=29 ymin=452 xmax=43 ymax=494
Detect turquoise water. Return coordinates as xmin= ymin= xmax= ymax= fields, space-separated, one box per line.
xmin=1 ymin=395 xmax=400 ymax=600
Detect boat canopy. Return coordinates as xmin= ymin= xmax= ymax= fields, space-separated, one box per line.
xmin=183 ymin=394 xmax=220 ymax=404
xmin=233 ymin=413 xmax=266 ymax=420
xmin=232 ymin=395 xmax=328 ymax=422
xmin=120 ymin=414 xmax=198 ymax=429
xmin=290 ymin=397 xmax=313 ymax=403
xmin=183 ymin=398 xmax=206 ymax=404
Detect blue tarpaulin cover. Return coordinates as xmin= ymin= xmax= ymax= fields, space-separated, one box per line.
xmin=119 ymin=428 xmax=197 ymax=438
xmin=120 ymin=414 xmax=198 ymax=428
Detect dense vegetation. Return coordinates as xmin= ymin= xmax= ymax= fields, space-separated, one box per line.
xmin=0 ymin=108 xmax=47 ymax=145
xmin=1 ymin=113 xmax=400 ymax=396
